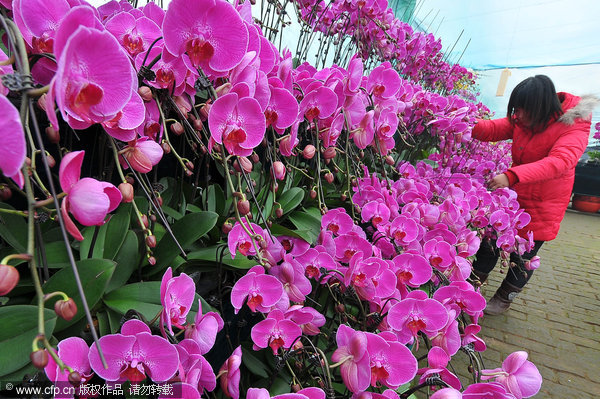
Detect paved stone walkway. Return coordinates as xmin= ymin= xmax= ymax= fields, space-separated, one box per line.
xmin=474 ymin=210 xmax=600 ymax=398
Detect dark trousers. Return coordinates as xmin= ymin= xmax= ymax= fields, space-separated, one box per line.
xmin=472 ymin=239 xmax=544 ymax=288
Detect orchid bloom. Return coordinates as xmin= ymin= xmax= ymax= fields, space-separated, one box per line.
xmin=461 ymin=324 xmax=487 ymax=352
xmin=331 ymin=324 xmax=371 ymax=393
xmin=88 ymin=319 xmax=179 ymax=383
xmin=365 ymin=332 xmax=417 ymax=389
xmin=0 ymin=95 xmax=26 ymax=188
xmin=160 ymin=267 xmax=196 ymax=336
xmin=120 ymin=137 xmax=164 ymax=173
xmin=417 ymin=346 xmax=462 ymax=390
xmin=251 ymin=309 xmax=302 ymax=355
xmin=208 ymin=92 xmax=266 ymax=156
xmin=227 ymin=221 xmax=264 ymax=258
xmin=176 ymin=339 xmax=216 ymax=394
xmin=59 ymin=151 xmax=122 ymax=241
xmin=387 ymin=297 xmax=449 ymax=345
xmin=219 ymin=346 xmax=242 ymax=399
xmin=184 ymin=299 xmax=224 ymax=354
xmin=231 ymin=265 xmax=284 ymax=313
xmin=53 ymin=26 xmax=136 ymax=127
xmin=481 ymin=351 xmax=542 ymax=399
xmin=163 ymin=0 xmax=248 ymax=74
xmin=45 ymin=337 xmax=93 ymax=398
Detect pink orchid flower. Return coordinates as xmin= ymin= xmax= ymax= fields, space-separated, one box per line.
xmin=334 ymin=234 xmax=373 ymax=263
xmin=365 ymin=332 xmax=417 ymax=389
xmin=524 ymin=256 xmax=540 ymax=271
xmin=351 ymin=110 xmax=375 ymax=149
xmin=423 ymin=238 xmax=457 ymax=271
xmin=299 ymin=85 xmax=338 ymax=122
xmin=285 ymin=305 xmax=326 ymax=336
xmin=160 ymin=267 xmax=196 ymax=336
xmin=251 ymin=309 xmax=302 ymax=355
xmin=247 ymin=388 xmax=315 ymax=399
xmin=331 ymin=324 xmax=371 ymax=393
xmin=481 ymin=351 xmax=542 ymax=399
xmin=136 ymin=98 xmax=163 ymax=140
xmin=361 ymin=200 xmax=391 ymax=228
xmin=433 ymin=282 xmax=486 ymax=317
xmin=208 ymin=92 xmax=266 ymax=156
xmin=269 ymin=253 xmax=312 ymax=303
xmin=185 ymin=299 xmax=224 ymax=354
xmin=120 ymin=137 xmax=164 ymax=173
xmin=265 ymin=85 xmax=299 ymax=132
xmin=390 ymin=253 xmax=432 ymax=289
xmin=462 ymin=382 xmax=519 ymax=398
xmin=14 ymin=0 xmax=70 ymax=53
xmin=45 ymin=337 xmax=93 ymax=398
xmin=0 ymin=95 xmax=26 ymax=188
xmin=219 ymin=346 xmax=242 ymax=399
xmin=366 ymin=63 xmax=402 ymax=99
xmin=429 ymin=309 xmax=461 ymax=357
xmin=59 ymin=151 xmax=122 ymax=241
xmin=102 ymin=91 xmax=146 ymax=142
xmin=89 ymin=319 xmax=179 ymax=383
xmin=53 ymin=26 xmax=136 ymax=127
xmin=105 ymin=12 xmax=162 ymax=58
xmin=176 ymin=339 xmax=216 ymax=394
xmin=278 ymin=236 xmax=311 ymax=257
xmin=231 ymin=265 xmax=284 ymax=313
xmin=321 ymin=207 xmax=354 ymax=236
xmin=388 ymin=215 xmax=420 ymax=246
xmin=228 ymin=221 xmax=264 ymax=258
xmin=461 ymin=324 xmax=487 ymax=352
xmin=163 ymin=0 xmax=248 ymax=74
xmin=387 ymin=297 xmax=448 ymax=345
xmin=417 ymin=346 xmax=462 ymax=390
xmin=135 ymin=42 xmax=190 ymax=93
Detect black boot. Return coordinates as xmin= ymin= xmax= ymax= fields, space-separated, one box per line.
xmin=471 ymin=269 xmax=489 ymax=285
xmin=484 ymin=279 xmax=522 ymax=315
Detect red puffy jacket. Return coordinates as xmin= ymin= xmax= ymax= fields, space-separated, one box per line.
xmin=472 ymin=92 xmax=598 ymax=241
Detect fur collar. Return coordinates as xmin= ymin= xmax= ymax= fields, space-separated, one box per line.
xmin=558 ymin=94 xmax=600 ymax=125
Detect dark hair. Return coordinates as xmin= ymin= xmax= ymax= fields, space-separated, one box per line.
xmin=507 ymin=75 xmax=564 ymax=132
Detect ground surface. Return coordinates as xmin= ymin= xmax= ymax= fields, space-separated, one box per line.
xmin=469 ymin=209 xmax=600 ymax=398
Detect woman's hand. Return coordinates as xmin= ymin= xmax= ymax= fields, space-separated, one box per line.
xmin=488 ymin=173 xmax=510 ymax=190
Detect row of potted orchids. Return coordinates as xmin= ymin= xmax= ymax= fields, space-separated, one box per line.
xmin=0 ymin=0 xmax=542 ymax=398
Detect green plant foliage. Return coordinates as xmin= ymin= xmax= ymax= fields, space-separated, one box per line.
xmin=39 ymin=259 xmax=116 ymax=332
xmin=146 ymin=211 xmax=218 ymax=276
xmin=0 ymin=306 xmax=56 ymax=377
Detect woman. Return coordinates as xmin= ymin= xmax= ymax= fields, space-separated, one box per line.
xmin=471 ymin=75 xmax=598 ymax=315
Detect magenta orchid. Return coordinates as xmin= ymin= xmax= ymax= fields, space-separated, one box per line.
xmin=53 ymin=26 xmax=136 ymax=128
xmin=331 ymin=324 xmax=371 ymax=393
xmin=251 ymin=309 xmax=302 ymax=354
xmin=163 ymin=0 xmax=248 ymax=74
xmin=387 ymin=297 xmax=449 ymax=345
xmin=208 ymin=92 xmax=266 ymax=156
xmin=481 ymin=351 xmax=542 ymax=399
xmin=365 ymin=332 xmax=417 ymax=389
xmin=0 ymin=95 xmax=26 ymax=187
xmin=417 ymin=346 xmax=462 ymax=390
xmin=59 ymin=151 xmax=122 ymax=241
xmin=185 ymin=299 xmax=224 ymax=354
xmin=45 ymin=337 xmax=93 ymax=397
xmin=231 ymin=265 xmax=284 ymax=313
xmin=219 ymin=346 xmax=242 ymax=399
xmin=160 ymin=267 xmax=196 ymax=336
xmin=88 ymin=319 xmax=179 ymax=383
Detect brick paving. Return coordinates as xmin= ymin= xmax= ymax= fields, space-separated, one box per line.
xmin=472 ymin=210 xmax=600 ymax=398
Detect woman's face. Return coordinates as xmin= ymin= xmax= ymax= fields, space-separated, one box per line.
xmin=515 ymin=108 xmax=531 ymax=126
